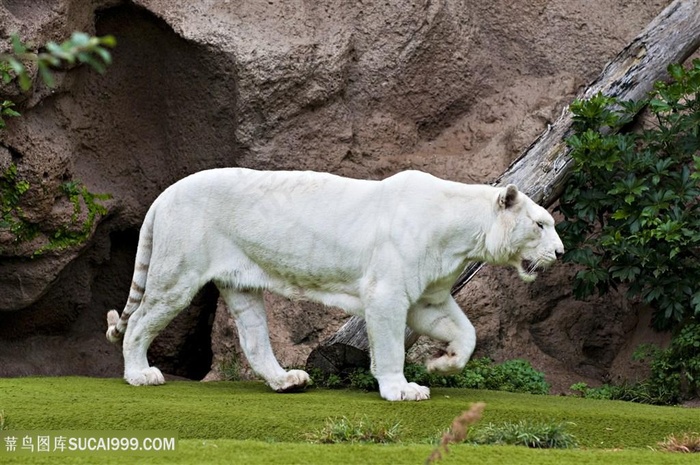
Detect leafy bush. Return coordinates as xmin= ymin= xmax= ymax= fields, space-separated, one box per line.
xmin=558 ymin=60 xmax=700 ymax=403
xmin=347 ymin=367 xmax=379 ymax=391
xmin=310 ymin=357 xmax=549 ymax=395
xmin=477 ymin=359 xmax=550 ymax=394
xmin=404 ymin=357 xmax=550 ymax=394
xmin=636 ymin=323 xmax=700 ymax=401
xmin=557 ymin=60 xmax=700 ymax=331
xmin=306 ymin=366 xmax=376 ymax=390
xmin=433 ymin=357 xmax=550 ymax=394
xmin=1 ymin=32 xmax=114 ymax=129
xmin=435 ymin=357 xmax=550 ymax=395
xmin=569 ymin=381 xmax=677 ymax=405
xmin=571 ymin=324 xmax=700 ymax=405
xmin=305 ymin=367 xmax=341 ymax=389
xmin=469 ymin=420 xmax=578 ymax=449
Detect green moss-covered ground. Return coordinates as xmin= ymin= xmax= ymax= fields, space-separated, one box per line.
xmin=1 ymin=377 xmax=698 ymax=464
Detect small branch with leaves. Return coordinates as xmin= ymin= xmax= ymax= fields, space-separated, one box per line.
xmin=0 ymin=32 xmax=116 ymax=128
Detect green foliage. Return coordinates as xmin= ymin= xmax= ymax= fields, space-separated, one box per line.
xmin=0 ymin=33 xmax=115 ymax=253
xmin=570 ymin=382 xmax=617 ymax=400
xmin=569 ymin=381 xmax=677 ymax=406
xmin=0 ymin=163 xmax=110 ymax=255
xmin=305 ymin=367 xmax=355 ymax=389
xmin=305 ymin=415 xmax=402 ymax=444
xmin=306 ymin=366 xmax=380 ymax=391
xmin=469 ymin=420 xmax=578 ymax=449
xmin=307 ymin=366 xmax=379 ymax=391
xmin=0 ymin=163 xmax=35 ymax=242
xmin=309 ymin=358 xmax=550 ymax=395
xmin=571 ymin=326 xmax=700 ymax=405
xmin=217 ymin=353 xmax=242 ymax=382
xmin=405 ymin=357 xmax=550 ymax=395
xmin=306 ymin=367 xmax=344 ymax=389
xmin=557 ymin=59 xmax=700 ymax=331
xmin=559 ymin=60 xmax=700 ymax=404
xmin=1 ymin=32 xmax=116 ymax=92
xmin=0 ymin=99 xmax=20 ymax=129
xmin=31 ymin=180 xmax=111 ymax=255
xmin=476 ymin=359 xmax=551 ymax=394
xmin=0 ymin=32 xmax=115 ymax=128
xmin=635 ymin=324 xmax=700 ymax=402
xmin=347 ymin=367 xmax=379 ymax=391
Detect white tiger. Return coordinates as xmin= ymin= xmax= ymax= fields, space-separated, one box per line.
xmin=106 ymin=168 xmax=564 ymax=401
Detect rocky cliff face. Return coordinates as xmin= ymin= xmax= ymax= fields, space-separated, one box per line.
xmin=0 ymin=0 xmax=670 ymax=390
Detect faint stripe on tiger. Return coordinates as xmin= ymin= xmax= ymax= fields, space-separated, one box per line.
xmin=130 ymin=282 xmax=145 ymax=295
xmin=135 ymin=261 xmax=149 ymax=272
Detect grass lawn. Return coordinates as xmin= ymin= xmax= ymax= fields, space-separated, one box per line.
xmin=0 ymin=377 xmax=698 ymax=464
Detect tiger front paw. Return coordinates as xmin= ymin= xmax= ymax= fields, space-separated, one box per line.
xmin=380 ymin=381 xmax=431 ymax=401
xmin=426 ymin=350 xmax=467 ymax=375
xmin=125 ymin=367 xmax=166 ymax=386
xmin=272 ymin=369 xmax=310 ymax=392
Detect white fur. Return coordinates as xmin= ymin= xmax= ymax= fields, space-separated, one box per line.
xmin=106 ymin=168 xmax=564 ymax=401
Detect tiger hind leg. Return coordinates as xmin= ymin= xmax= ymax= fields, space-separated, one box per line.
xmin=218 ymin=287 xmax=309 ymax=392
xmin=121 ymin=283 xmax=200 ymax=386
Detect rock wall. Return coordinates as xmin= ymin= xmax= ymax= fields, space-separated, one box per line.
xmin=0 ymin=0 xmax=671 ymax=390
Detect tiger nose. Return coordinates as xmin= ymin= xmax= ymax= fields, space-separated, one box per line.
xmin=555 ymin=249 xmax=564 ymax=259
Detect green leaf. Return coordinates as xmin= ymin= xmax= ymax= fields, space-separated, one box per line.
xmin=99 ymin=35 xmax=117 ymax=48
xmin=610 ymin=265 xmax=641 ymax=282
xmin=93 ymin=47 xmax=112 ymax=66
xmin=7 ymin=56 xmax=25 ymax=76
xmin=37 ymin=62 xmax=55 ymax=88
xmin=649 ymin=98 xmax=672 ymax=113
xmin=69 ymin=32 xmax=91 ymax=47
xmin=1 ymin=107 xmax=20 ymax=117
xmin=668 ymin=63 xmax=684 ymax=82
xmin=77 ymin=52 xmax=105 ymax=73
xmin=10 ymin=34 xmax=26 ymax=54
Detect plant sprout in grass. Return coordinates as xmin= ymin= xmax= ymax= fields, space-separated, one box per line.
xmin=305 ymin=415 xmax=403 ymax=444
xmin=469 ymin=420 xmax=579 ymax=449
xmin=658 ymin=433 xmax=700 ymax=453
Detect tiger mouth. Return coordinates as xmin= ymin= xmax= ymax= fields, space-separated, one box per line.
xmin=515 ymin=259 xmax=538 ymax=282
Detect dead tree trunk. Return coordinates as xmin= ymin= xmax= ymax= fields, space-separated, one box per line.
xmin=306 ymin=0 xmax=700 ymax=376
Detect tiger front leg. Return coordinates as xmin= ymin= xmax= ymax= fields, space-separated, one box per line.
xmin=408 ymin=296 xmax=476 ymax=375
xmin=364 ymin=299 xmax=430 ymax=401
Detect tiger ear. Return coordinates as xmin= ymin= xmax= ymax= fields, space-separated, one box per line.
xmin=498 ymin=184 xmax=519 ymax=209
